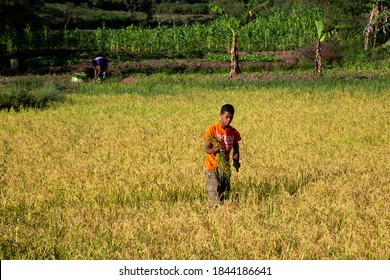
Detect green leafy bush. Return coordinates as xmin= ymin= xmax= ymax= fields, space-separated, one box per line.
xmin=0 ymin=79 xmax=66 ymax=111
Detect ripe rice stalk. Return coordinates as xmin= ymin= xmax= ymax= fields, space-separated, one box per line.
xmin=0 ymin=74 xmax=389 ymax=259
xmin=206 ymin=133 xmax=231 ymax=179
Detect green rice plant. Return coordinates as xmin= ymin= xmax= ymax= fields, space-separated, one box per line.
xmin=0 ymin=78 xmax=67 ymax=111
xmin=29 ymin=82 xmax=65 ymax=107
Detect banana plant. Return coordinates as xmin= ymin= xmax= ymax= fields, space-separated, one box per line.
xmin=209 ymin=4 xmax=239 ymax=77
xmin=314 ymin=20 xmax=346 ymax=77
xmin=209 ymin=1 xmax=269 ymax=78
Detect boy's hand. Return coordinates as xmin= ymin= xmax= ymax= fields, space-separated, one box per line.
xmin=233 ymin=161 xmax=240 ymax=172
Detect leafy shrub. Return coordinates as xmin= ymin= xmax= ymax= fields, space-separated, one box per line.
xmin=0 ymin=79 xmax=66 ymax=111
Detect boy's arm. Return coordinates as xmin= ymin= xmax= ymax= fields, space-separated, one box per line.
xmin=205 ymin=139 xmax=220 ymax=154
xmin=232 ymin=142 xmax=240 ymax=172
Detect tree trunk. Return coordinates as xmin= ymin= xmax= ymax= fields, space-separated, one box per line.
xmin=364 ymin=1 xmax=380 ymax=51
xmin=229 ymin=34 xmax=240 ymax=78
xmin=314 ymin=40 xmax=322 ymax=77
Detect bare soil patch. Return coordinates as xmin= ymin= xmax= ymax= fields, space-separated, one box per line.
xmin=2 ymin=50 xmax=306 ymax=81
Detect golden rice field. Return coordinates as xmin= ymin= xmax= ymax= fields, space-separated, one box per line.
xmin=1 ymin=74 xmax=389 ymax=259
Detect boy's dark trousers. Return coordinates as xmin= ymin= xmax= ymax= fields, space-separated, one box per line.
xmin=205 ymin=169 xmax=230 ymax=203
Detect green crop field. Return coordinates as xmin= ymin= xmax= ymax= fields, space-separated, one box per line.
xmin=1 ymin=6 xmax=319 ymax=57
xmin=0 ymin=73 xmax=389 ymax=259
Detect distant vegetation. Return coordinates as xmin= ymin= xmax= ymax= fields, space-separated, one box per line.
xmin=0 ymin=0 xmax=389 ymax=74
xmin=0 ymin=77 xmax=68 ymax=111
xmin=2 ymin=6 xmax=319 ymax=55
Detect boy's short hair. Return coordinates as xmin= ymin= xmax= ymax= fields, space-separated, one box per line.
xmin=221 ymin=104 xmax=235 ymax=114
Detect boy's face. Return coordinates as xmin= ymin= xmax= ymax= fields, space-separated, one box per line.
xmin=220 ymin=111 xmax=234 ymax=129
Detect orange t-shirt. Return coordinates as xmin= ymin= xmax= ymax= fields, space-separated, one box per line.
xmin=203 ymin=122 xmax=241 ymax=171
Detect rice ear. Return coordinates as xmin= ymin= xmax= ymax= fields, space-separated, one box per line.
xmin=206 ymin=133 xmax=231 ymax=179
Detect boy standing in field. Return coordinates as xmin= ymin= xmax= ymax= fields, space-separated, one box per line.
xmin=203 ymin=104 xmax=241 ymax=203
xmin=92 ymin=56 xmax=109 ymax=81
